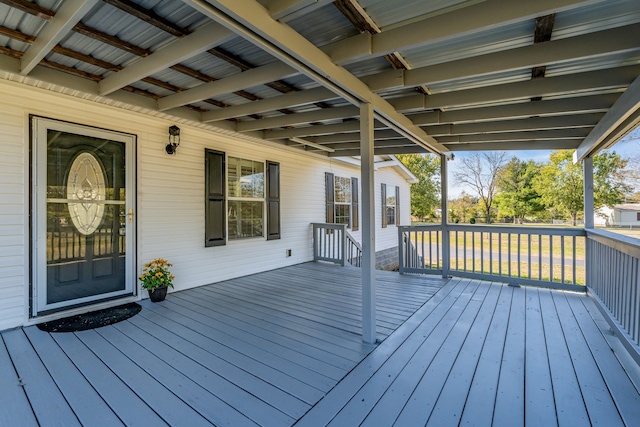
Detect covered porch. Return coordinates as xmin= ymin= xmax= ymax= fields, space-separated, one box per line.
xmin=2 ymin=262 xmax=639 ymax=426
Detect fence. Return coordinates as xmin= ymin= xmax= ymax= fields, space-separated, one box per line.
xmin=312 ymin=223 xmax=362 ymax=267
xmin=399 ymin=224 xmax=586 ymax=291
xmin=586 ymin=229 xmax=640 ymax=351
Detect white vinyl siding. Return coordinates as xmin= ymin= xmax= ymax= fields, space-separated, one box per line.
xmin=0 ymin=99 xmax=26 ymax=331
xmin=0 ymin=79 xmax=412 ymax=330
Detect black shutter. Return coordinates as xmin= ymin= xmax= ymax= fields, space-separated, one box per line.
xmin=351 ymin=177 xmax=359 ymax=231
xmin=325 ymin=172 xmax=334 ymax=223
xmin=205 ymin=149 xmax=226 ymax=247
xmin=266 ymin=160 xmax=281 ymax=240
xmin=381 ymin=183 xmax=387 ymax=228
xmin=396 ymin=185 xmax=400 ymax=225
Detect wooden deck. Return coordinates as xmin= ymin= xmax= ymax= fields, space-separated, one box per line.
xmin=2 ymin=262 xmax=640 ymax=426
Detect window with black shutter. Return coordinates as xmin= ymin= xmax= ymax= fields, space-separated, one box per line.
xmin=205 ymin=149 xmax=226 ymax=247
xmin=351 ymin=177 xmax=359 ymax=231
xmin=266 ymin=161 xmax=281 ymax=240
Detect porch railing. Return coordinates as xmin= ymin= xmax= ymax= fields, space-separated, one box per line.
xmin=586 ymin=229 xmax=640 ymax=351
xmin=399 ymin=224 xmax=586 ymax=292
xmin=312 ymin=223 xmax=362 ymax=267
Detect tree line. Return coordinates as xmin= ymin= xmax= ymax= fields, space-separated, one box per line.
xmin=397 ymin=149 xmax=639 ymax=226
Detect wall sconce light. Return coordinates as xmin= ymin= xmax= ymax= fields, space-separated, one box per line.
xmin=165 ymin=125 xmax=181 ymax=155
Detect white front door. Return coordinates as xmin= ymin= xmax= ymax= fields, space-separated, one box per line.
xmin=32 ymin=117 xmax=136 ymax=316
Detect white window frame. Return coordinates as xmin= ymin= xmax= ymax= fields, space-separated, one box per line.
xmin=227 ymin=156 xmax=266 ymax=241
xmin=334 ymin=176 xmax=352 ymax=228
xmin=386 ymin=186 xmax=397 ymax=226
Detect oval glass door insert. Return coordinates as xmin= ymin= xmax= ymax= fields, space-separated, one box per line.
xmin=66 ymin=152 xmax=106 ymax=235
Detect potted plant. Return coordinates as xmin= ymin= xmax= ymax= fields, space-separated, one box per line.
xmin=139 ymin=258 xmax=175 ymax=302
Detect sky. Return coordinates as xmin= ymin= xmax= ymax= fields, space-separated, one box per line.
xmin=446 ymin=126 xmax=640 ymax=198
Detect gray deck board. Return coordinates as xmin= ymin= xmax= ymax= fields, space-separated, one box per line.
xmin=552 ymin=291 xmax=626 ymax=427
xmin=524 ymin=286 xmax=557 ymax=427
xmin=422 ymin=281 xmax=502 ymax=426
xmin=538 ymin=289 xmax=590 ymax=426
xmin=22 ymin=327 xmax=124 ymax=427
xmin=492 ymin=283 xmax=526 ymax=427
xmin=0 ymin=333 xmax=38 ymax=427
xmin=2 ymin=329 xmax=81 ymax=427
xmin=2 ymin=262 xmax=640 ymax=427
xmin=458 ymin=284 xmax=513 ymax=427
xmin=74 ymin=329 xmax=217 ymax=427
xmin=566 ymin=293 xmax=640 ymax=425
xmin=51 ymin=331 xmax=170 ymax=427
xmin=392 ymin=281 xmax=494 ymax=425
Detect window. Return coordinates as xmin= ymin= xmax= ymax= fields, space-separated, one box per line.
xmin=381 ymin=184 xmax=400 ymax=228
xmin=386 ymin=191 xmax=396 ymax=226
xmin=205 ymin=150 xmax=280 ymax=246
xmin=325 ymin=172 xmax=358 ymax=231
xmin=637 ymin=212 xmax=640 ymax=222
xmin=228 ymin=157 xmax=264 ymax=240
xmin=334 ymin=176 xmax=351 ymax=226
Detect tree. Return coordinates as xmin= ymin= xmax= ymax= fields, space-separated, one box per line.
xmin=449 ymin=191 xmax=479 ymax=223
xmin=533 ymin=150 xmax=631 ymax=226
xmin=396 ymin=154 xmax=440 ymax=221
xmin=453 ymin=152 xmax=508 ymax=223
xmin=494 ymin=158 xmax=543 ymax=223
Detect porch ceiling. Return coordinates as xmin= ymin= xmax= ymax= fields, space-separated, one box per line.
xmin=1 ymin=0 xmax=639 ymax=159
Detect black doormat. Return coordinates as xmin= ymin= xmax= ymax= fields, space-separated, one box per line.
xmin=36 ymin=302 xmax=141 ymax=332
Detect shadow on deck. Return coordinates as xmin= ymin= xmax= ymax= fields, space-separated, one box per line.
xmin=1 ymin=262 xmax=639 ymax=426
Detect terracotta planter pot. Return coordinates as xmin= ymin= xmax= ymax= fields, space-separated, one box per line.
xmin=148 ymin=286 xmax=168 ymax=302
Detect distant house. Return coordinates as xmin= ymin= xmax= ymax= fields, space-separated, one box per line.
xmin=595 ymin=204 xmax=640 ymax=227
xmin=612 ymin=204 xmax=640 ymax=227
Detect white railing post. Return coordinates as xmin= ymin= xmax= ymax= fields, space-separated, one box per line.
xmin=340 ymin=224 xmax=346 ymax=267
xmin=440 ymin=154 xmax=450 ymax=278
xmin=398 ymin=227 xmax=405 ymax=274
xmin=360 ymin=102 xmax=376 ymax=344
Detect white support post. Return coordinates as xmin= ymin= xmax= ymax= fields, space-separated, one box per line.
xmin=583 ymin=156 xmax=594 ymax=288
xmin=360 ymin=102 xmax=377 ymax=344
xmin=584 ymin=157 xmax=594 ymax=229
xmin=440 ymin=154 xmax=450 ymax=278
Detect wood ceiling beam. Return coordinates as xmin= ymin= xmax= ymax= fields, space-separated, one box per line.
xmin=362 ymin=24 xmax=640 ymax=92
xmin=436 ymin=128 xmax=591 ymax=144
xmin=322 ymin=0 xmax=606 ymax=65
xmin=408 ymin=94 xmax=618 ymax=126
xmin=391 ymin=65 xmax=640 ymax=112
xmin=334 ymin=0 xmax=430 ymax=94
xmin=201 ymin=87 xmax=338 ymax=122
xmin=101 ymin=0 xmax=187 ymax=37
xmin=186 ymin=0 xmax=447 ymax=154
xmin=424 ymin=114 xmax=603 ymax=136
xmin=236 ymin=105 xmax=360 ymax=132
xmin=98 ymin=21 xmax=233 ymax=95
xmin=157 ymin=61 xmax=298 ymax=111
xmin=0 ymin=0 xmax=54 ymax=20
xmin=20 ymin=0 xmax=99 ymax=75
xmin=575 ymin=74 xmax=640 ymax=161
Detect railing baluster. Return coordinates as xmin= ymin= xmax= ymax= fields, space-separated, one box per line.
xmin=528 ymin=234 xmax=532 ymax=280
xmin=561 ymin=236 xmax=565 ymax=284
xmin=517 ymin=233 xmax=521 ymax=278
xmin=480 ymin=231 xmax=484 ymax=274
xmin=508 ymin=233 xmax=511 ymax=277
xmin=498 ymin=232 xmax=502 ymax=277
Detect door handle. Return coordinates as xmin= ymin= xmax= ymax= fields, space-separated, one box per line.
xmin=128 ymin=208 xmax=134 ymax=223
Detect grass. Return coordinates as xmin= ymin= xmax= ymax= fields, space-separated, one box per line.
xmin=410 ymin=228 xmax=586 ymax=285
